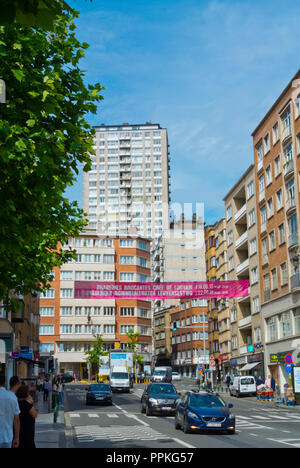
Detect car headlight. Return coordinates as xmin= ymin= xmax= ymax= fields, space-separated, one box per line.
xmin=187 ymin=410 xmax=200 ymax=420
xmin=149 ymin=398 xmax=158 ymax=404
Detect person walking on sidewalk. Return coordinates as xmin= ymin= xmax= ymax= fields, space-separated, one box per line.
xmin=225 ymin=372 xmax=232 ymax=390
xmin=57 ymin=379 xmax=64 ymax=408
xmin=43 ymin=378 xmax=49 ymax=402
xmin=16 ymin=384 xmax=38 ymax=448
xmin=0 ymin=373 xmax=20 ymax=449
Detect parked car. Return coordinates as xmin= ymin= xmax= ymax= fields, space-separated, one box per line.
xmin=175 ymin=391 xmax=235 ymax=434
xmin=55 ymin=373 xmax=74 ymax=384
xmin=86 ymin=383 xmax=113 ymax=405
xmin=141 ymin=383 xmax=181 ymax=416
xmin=172 ymin=372 xmax=181 ymax=381
xmin=229 ymin=376 xmax=257 ymax=397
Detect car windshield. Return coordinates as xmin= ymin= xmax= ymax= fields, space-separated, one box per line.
xmin=149 ymin=385 xmax=176 ymax=394
xmin=90 ymin=384 xmax=110 ymax=392
xmin=188 ymin=394 xmax=226 ymax=408
xmin=241 ymin=378 xmax=255 ymax=385
xmin=153 ymin=370 xmax=166 ymax=376
xmin=111 ymin=373 xmax=129 ymax=379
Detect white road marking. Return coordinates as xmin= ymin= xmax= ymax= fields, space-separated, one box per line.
xmin=88 ymin=414 xmax=99 ymax=418
xmin=172 ymin=437 xmax=196 ymax=449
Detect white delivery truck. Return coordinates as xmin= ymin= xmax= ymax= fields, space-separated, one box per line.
xmin=109 ymin=350 xmax=134 ymax=392
xmin=110 ymin=366 xmax=131 ymax=393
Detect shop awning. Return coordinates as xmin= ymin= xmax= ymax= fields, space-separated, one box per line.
xmin=240 ymin=362 xmax=261 ymax=372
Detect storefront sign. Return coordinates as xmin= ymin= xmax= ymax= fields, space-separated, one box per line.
xmin=270 ymin=351 xmax=293 ymax=364
xmin=219 ymin=354 xmax=229 ymax=362
xmin=247 ymin=345 xmax=255 ymax=353
xmin=248 ymin=353 xmax=264 ymax=363
xmin=293 ymin=367 xmax=300 ymax=393
xmin=74 ymin=280 xmax=249 ymax=300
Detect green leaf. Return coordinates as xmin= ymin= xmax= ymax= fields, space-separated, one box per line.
xmin=12 ymin=69 xmax=25 ymax=82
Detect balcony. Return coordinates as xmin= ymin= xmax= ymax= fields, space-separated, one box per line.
xmin=284 ymin=159 xmax=294 ymax=178
xmin=234 ymin=204 xmax=247 ymax=224
xmin=257 ymin=160 xmax=263 ymax=173
xmin=259 ymin=189 xmax=265 ymax=204
xmin=235 ymin=231 xmax=248 ymax=249
xmin=261 ymin=222 xmax=267 ymax=235
xmin=236 ymin=258 xmax=249 ymax=276
xmin=288 ymin=233 xmax=298 ymax=249
xmin=291 ymin=272 xmax=300 ymax=291
xmin=239 ymin=315 xmax=252 ymax=329
xmin=282 ymin=125 xmax=292 ymax=144
xmin=240 ymin=345 xmax=248 ymax=355
xmin=286 ymin=197 xmax=296 ymax=214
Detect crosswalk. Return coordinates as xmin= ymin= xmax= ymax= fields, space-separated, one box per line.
xmin=74 ymin=424 xmax=173 ymax=444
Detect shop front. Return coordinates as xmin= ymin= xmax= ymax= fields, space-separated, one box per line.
xmin=219 ymin=354 xmax=230 ymax=381
xmin=229 ymin=356 xmax=248 ymax=377
xmin=239 ymin=353 xmax=265 ymax=381
xmin=268 ymin=350 xmax=294 ymax=396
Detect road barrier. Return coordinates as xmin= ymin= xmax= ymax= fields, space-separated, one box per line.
xmin=135 ymin=378 xmax=151 ymax=384
xmin=256 ymin=390 xmax=275 ymax=401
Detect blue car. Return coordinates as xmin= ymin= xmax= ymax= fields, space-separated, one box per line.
xmin=175 ymin=391 xmax=235 ymax=434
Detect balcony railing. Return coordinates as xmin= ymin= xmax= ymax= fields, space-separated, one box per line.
xmin=288 ymin=233 xmax=298 ymax=248
xmin=284 ymin=159 xmax=294 ymax=177
xmin=236 ymin=258 xmax=249 ymax=275
xmin=235 ymin=231 xmax=248 ymax=249
xmin=291 ymin=272 xmax=300 ymax=290
xmin=286 ymin=197 xmax=296 ymax=212
xmin=239 ymin=315 xmax=252 ymax=329
xmin=282 ymin=125 xmax=292 ymax=143
xmin=234 ymin=204 xmax=247 ymax=223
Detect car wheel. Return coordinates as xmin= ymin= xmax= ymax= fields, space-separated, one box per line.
xmin=174 ymin=416 xmax=181 ymax=430
xmin=183 ymin=417 xmax=190 ymax=434
xmin=146 ymin=405 xmax=152 ymax=417
xmin=141 ymin=404 xmax=146 ymax=414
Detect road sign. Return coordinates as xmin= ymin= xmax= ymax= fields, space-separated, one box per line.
xmin=285 ymin=364 xmax=293 ymax=374
xmin=285 ymin=354 xmax=294 ymax=365
xmin=209 ymin=359 xmax=216 ymax=367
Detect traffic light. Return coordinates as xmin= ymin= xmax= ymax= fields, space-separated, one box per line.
xmin=172 ymin=321 xmax=177 ymax=332
xmin=48 ymin=357 xmax=54 ymax=374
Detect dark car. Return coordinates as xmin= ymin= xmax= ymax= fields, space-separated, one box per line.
xmin=56 ymin=373 xmax=74 ymax=384
xmin=86 ymin=383 xmax=113 ymax=406
xmin=141 ymin=383 xmax=181 ymax=416
xmin=175 ymin=391 xmax=235 ymax=435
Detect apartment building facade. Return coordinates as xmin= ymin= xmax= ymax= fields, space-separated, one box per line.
xmin=151 ymin=215 xmax=206 ymax=313
xmin=252 ymin=70 xmax=300 ymax=392
xmin=83 ymin=123 xmax=170 ymax=240
xmin=39 ymin=232 xmax=152 ymax=379
xmin=153 ymin=306 xmax=173 ymax=365
xmin=224 ymin=165 xmax=264 ymax=378
xmin=0 ymin=292 xmax=40 ymax=381
xmin=205 ymin=225 xmax=219 ymax=363
xmin=171 ymin=298 xmax=208 ymax=378
xmin=213 ymin=219 xmax=230 ymax=377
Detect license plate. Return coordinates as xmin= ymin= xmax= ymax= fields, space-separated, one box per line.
xmin=96 ymin=397 xmax=104 ymax=400
xmin=161 ymin=407 xmax=172 ymax=411
xmin=207 ymin=423 xmax=222 ymax=428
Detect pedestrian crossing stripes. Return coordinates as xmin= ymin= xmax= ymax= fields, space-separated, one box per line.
xmin=74 ymin=425 xmax=173 ymax=443
xmin=267 ymin=438 xmax=300 ymax=448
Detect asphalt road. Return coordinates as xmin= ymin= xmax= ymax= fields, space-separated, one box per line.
xmin=63 ymin=382 xmax=300 ymax=449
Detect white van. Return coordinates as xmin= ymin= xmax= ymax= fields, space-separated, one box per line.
xmin=110 ymin=366 xmax=130 ymax=393
xmin=229 ymin=376 xmax=257 ymax=397
xmin=151 ymin=367 xmax=172 ymax=383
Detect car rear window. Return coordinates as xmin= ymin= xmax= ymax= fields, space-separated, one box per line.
xmin=90 ymin=384 xmax=110 ymax=392
xmin=188 ymin=394 xmax=226 ymax=408
xmin=241 ymin=378 xmax=255 ymax=385
xmin=149 ymin=385 xmax=176 ymax=394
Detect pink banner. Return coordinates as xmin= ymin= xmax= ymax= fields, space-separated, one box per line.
xmin=74 ymin=281 xmax=249 ymax=300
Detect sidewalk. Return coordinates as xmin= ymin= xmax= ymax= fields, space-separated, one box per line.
xmin=34 ymin=391 xmax=66 ymax=448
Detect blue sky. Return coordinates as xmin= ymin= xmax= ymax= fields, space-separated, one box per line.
xmin=66 ymin=0 xmax=300 ymax=224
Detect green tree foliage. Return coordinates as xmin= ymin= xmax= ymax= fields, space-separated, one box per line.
xmin=125 ymin=330 xmax=145 ymax=369
xmin=84 ymin=334 xmax=109 ymax=371
xmin=0 ymin=2 xmax=104 ymax=309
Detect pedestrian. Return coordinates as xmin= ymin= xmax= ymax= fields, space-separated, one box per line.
xmin=256 ymin=376 xmax=264 ymax=386
xmin=16 ymin=384 xmax=38 ymax=448
xmin=265 ymin=375 xmax=271 ymax=388
xmin=9 ymin=376 xmax=21 ymax=396
xmin=57 ymin=379 xmax=64 ymax=407
xmin=225 ymin=372 xmax=231 ymax=389
xmin=0 ymin=373 xmax=20 ymax=449
xmin=43 ymin=378 xmax=49 ymax=402
xmin=29 ymin=381 xmax=36 ymax=402
xmin=270 ymin=376 xmax=276 ymax=392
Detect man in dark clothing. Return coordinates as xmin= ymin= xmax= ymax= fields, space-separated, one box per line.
xmin=270 ymin=376 xmax=276 ymax=392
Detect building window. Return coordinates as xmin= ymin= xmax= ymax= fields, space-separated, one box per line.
xmin=276 ymin=189 xmax=283 ymax=211
xmin=103 ymin=307 xmax=115 ymax=316
xmin=250 ymin=238 xmax=257 ymax=255
xmin=232 ymin=336 xmax=238 ymax=350
xmin=248 ymin=209 xmax=255 ymax=227
xmin=251 ymin=267 xmax=258 ymax=285
xmin=120 ymin=272 xmax=134 ymax=282
xmin=103 ymin=271 xmax=115 ymax=281
xmin=60 ymin=343 xmax=73 ymax=352
xmin=39 ymin=325 xmax=54 ymax=335
xmin=120 ymin=256 xmax=134 ymax=265
xmin=60 ymin=288 xmax=73 ymax=298
xmin=120 ymin=325 xmax=134 ymax=334
xmin=40 ymin=289 xmax=55 ymax=299
xmin=267 ymin=316 xmax=277 ymax=342
xmin=274 ymin=155 xmax=281 ymax=177
xmin=40 ymin=307 xmax=54 ymax=317
xmin=266 ymin=166 xmax=272 ymax=186
xmin=103 ymin=325 xmax=115 ymax=334
xmin=269 ymin=231 xmax=276 ymax=251
xmin=278 ymin=223 xmax=285 ymax=245
xmin=294 ymin=309 xmax=300 ymax=335
xmin=262 ymin=238 xmax=268 ymax=264
xmin=60 ymin=325 xmax=72 ymax=334
xmin=273 ymin=122 xmax=279 ymax=144
xmin=253 ymin=296 xmax=260 ymax=314
xmin=271 ymin=268 xmax=277 ymax=290
xmin=264 ymin=134 xmax=270 ymax=154
xmin=61 ymin=271 xmax=73 ymax=281
xmin=60 ymin=307 xmax=72 ymax=316
xmin=227 ymin=205 xmax=232 ymax=221
xmin=279 ymin=312 xmax=292 ymax=338
xmin=120 ymin=307 xmax=134 ymax=317
xmin=247 ymin=181 xmax=254 ymax=199
xmin=280 ymin=263 xmax=288 ymax=286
